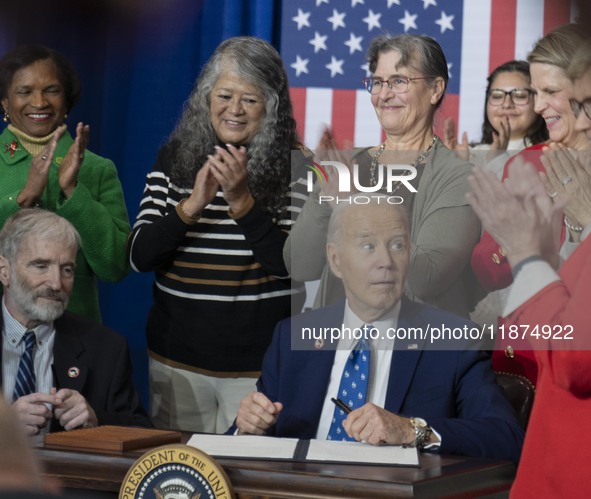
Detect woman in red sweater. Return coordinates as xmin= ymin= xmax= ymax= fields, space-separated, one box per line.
xmin=471 ymin=24 xmax=590 ymax=385
xmin=467 ymin=38 xmax=591 ymax=492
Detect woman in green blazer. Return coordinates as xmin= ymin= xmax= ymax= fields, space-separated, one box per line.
xmin=0 ymin=45 xmax=130 ymax=321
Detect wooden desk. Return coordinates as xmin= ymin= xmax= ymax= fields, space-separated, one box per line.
xmin=32 ymin=436 xmax=515 ymax=498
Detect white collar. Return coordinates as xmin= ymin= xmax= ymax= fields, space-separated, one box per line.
xmin=339 ymin=300 xmax=401 ymax=351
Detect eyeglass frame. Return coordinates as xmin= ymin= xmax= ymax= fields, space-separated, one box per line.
xmin=570 ymin=97 xmax=591 ymax=121
xmin=362 ymin=75 xmax=436 ymax=95
xmin=487 ymin=88 xmax=534 ymax=106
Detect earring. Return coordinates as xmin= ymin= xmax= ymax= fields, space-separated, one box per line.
xmin=2 ymin=113 xmax=8 ymax=123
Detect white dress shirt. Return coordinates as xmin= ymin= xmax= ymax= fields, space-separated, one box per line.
xmin=315 ymin=301 xmax=399 ymax=439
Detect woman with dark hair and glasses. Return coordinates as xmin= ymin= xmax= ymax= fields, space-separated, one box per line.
xmin=472 ymin=23 xmax=591 ymax=385
xmin=443 ymin=60 xmax=548 ymax=178
xmin=0 ymin=45 xmax=130 ymax=322
xmin=285 ymin=34 xmax=481 ymax=318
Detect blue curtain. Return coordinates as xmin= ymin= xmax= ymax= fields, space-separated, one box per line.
xmin=0 ymin=0 xmax=280 ymax=405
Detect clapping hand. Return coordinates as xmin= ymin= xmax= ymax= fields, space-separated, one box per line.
xmin=315 ymin=127 xmax=355 ymax=207
xmin=58 ymin=122 xmax=89 ymax=198
xmin=541 ymin=143 xmax=591 ymax=239
xmin=16 ymin=124 xmax=67 ymax=207
xmin=208 ymin=144 xmax=251 ymax=213
xmin=486 ymin=117 xmax=511 ymax=162
xmin=467 ymin=158 xmax=565 ymax=270
xmin=442 ymin=117 xmax=469 ymax=160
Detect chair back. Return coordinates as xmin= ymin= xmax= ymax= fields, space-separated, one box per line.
xmin=495 ymin=371 xmax=535 ymax=429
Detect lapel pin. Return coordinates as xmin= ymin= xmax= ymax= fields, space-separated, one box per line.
xmin=314 ymin=338 xmax=325 ymax=349
xmin=67 ymin=367 xmax=80 ymax=378
xmin=4 ymin=140 xmax=19 ymax=157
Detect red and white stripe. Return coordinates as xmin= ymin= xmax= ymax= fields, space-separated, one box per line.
xmin=457 ymin=0 xmax=577 ymax=142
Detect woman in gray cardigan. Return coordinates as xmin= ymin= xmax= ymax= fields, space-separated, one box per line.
xmin=285 ymin=34 xmax=481 ymax=318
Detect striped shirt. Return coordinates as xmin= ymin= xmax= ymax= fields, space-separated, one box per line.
xmin=129 ymin=144 xmax=308 ymax=372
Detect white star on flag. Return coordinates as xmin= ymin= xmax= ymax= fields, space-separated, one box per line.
xmin=291 ymin=56 xmax=309 ymax=76
xmin=447 ymin=62 xmax=453 ymax=79
xmin=387 ymin=0 xmax=401 ymax=7
xmin=327 ymin=9 xmax=346 ymax=31
xmin=316 ymin=0 xmax=329 ymax=6
xmin=399 ymin=10 xmax=418 ymax=32
xmin=351 ymin=0 xmax=364 ymax=7
xmin=309 ymin=31 xmax=328 ymax=53
xmin=362 ymin=9 xmax=381 ymax=31
xmin=326 ymin=56 xmax=345 ymax=77
xmin=435 ymin=11 xmax=455 ymax=34
xmin=344 ymin=32 xmax=363 ymax=54
xmin=422 ymin=0 xmax=437 ymax=9
xmin=292 ymin=9 xmax=311 ymax=31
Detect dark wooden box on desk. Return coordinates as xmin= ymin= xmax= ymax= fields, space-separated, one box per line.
xmin=32 ymin=433 xmax=516 ymax=498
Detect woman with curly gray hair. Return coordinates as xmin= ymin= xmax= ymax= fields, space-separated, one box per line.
xmin=128 ymin=37 xmax=306 ymax=433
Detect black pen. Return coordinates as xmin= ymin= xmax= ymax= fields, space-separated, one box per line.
xmin=331 ymin=397 xmax=352 ymax=414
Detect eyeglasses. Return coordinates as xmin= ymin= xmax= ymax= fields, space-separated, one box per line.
xmin=362 ymin=75 xmax=435 ymax=95
xmin=570 ymin=98 xmax=591 ymax=121
xmin=488 ymin=88 xmax=534 ymax=106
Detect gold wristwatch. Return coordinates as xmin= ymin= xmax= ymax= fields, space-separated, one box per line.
xmin=409 ymin=417 xmax=432 ymax=449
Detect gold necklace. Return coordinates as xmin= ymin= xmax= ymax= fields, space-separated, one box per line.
xmin=369 ymin=135 xmax=438 ymax=190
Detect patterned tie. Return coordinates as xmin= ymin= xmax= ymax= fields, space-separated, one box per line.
xmin=13 ymin=331 xmax=37 ymax=401
xmin=327 ymin=328 xmax=371 ymax=441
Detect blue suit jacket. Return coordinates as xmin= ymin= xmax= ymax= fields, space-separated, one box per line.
xmin=256 ymin=298 xmax=523 ymax=463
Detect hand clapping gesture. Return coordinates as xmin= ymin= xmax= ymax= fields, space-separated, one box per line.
xmin=16 ymin=124 xmax=66 ymax=207
xmin=541 ymin=143 xmax=591 ymax=240
xmin=442 ymin=117 xmax=469 ymax=160
xmin=58 ymin=122 xmax=90 ymax=198
xmin=207 ymin=144 xmax=251 ymax=213
xmin=486 ymin=117 xmax=511 ymax=163
xmin=315 ymin=128 xmax=355 ymax=208
xmin=16 ymin=122 xmax=90 ymax=206
xmin=467 ymin=158 xmax=565 ymax=269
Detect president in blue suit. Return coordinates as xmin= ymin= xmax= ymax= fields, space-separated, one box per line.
xmin=235 ymin=196 xmax=523 ymax=463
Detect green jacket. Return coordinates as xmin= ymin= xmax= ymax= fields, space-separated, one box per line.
xmin=0 ymin=127 xmax=130 ymax=321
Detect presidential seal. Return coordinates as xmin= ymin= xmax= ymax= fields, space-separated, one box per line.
xmin=119 ymin=444 xmax=234 ymax=499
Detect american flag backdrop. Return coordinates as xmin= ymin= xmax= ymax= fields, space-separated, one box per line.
xmin=281 ymin=0 xmax=578 ymax=149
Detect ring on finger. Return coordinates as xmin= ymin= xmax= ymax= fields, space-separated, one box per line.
xmin=562 ymin=176 xmax=573 ymax=185
xmin=549 ymin=191 xmax=558 ymax=198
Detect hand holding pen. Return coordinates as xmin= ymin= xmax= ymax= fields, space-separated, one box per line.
xmin=331 ymin=397 xmax=352 ymax=414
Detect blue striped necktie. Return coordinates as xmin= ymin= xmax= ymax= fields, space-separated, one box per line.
xmin=327 ymin=330 xmax=371 ymax=441
xmin=13 ymin=331 xmax=37 ymax=401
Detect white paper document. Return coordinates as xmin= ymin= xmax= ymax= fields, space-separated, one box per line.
xmin=188 ymin=434 xmax=299 ymax=460
xmin=187 ymin=434 xmax=419 ymax=467
xmin=306 ymin=439 xmax=419 ymax=466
